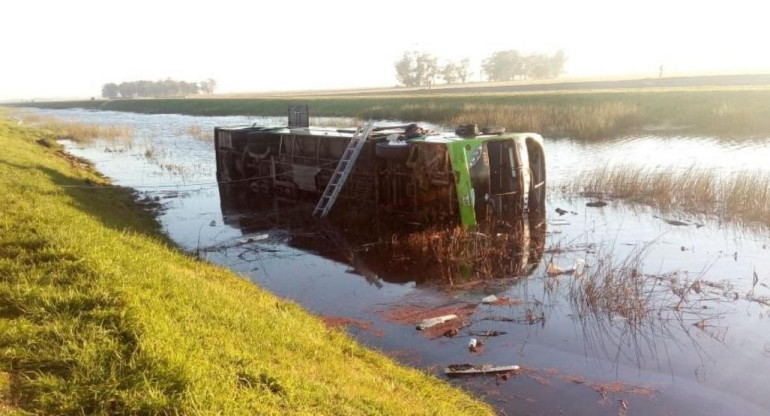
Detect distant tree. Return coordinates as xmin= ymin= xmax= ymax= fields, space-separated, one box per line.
xmin=456 ymin=58 xmax=472 ymax=83
xmin=102 ymin=83 xmax=119 ymax=99
xmin=394 ymin=51 xmax=438 ymax=87
xmin=483 ymin=49 xmax=566 ymax=81
xmin=416 ymin=53 xmax=439 ymax=87
xmin=440 ymin=62 xmax=459 ymax=84
xmin=482 ymin=50 xmax=525 ymax=81
xmin=180 ymin=80 xmax=199 ymax=96
xmin=549 ymin=49 xmax=567 ymax=78
xmin=105 ymin=79 xmax=202 ymax=98
xmin=199 ymin=78 xmax=217 ymax=94
xmin=524 ymin=53 xmax=551 ymax=79
xmin=393 ymin=52 xmax=416 ymax=87
xmin=395 ymin=51 xmax=418 ymax=87
xmin=118 ymin=82 xmax=136 ymax=99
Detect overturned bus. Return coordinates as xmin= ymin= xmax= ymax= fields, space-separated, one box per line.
xmin=214 ymin=112 xmax=546 ymax=229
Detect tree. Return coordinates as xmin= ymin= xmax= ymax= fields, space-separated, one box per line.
xmin=456 ymin=58 xmax=472 ymax=83
xmin=102 ymin=83 xmax=119 ymax=99
xmin=416 ymin=53 xmax=439 ymax=87
xmin=440 ymin=62 xmax=459 ymax=84
xmin=104 ymin=79 xmax=203 ymax=98
xmin=394 ymin=51 xmax=418 ymax=87
xmin=483 ymin=49 xmax=567 ymax=81
xmin=548 ymin=49 xmax=567 ymax=78
xmin=199 ymin=78 xmax=217 ymax=94
xmin=394 ymin=51 xmax=438 ymax=87
xmin=524 ymin=53 xmax=550 ymax=79
xmin=118 ymin=82 xmax=136 ymax=99
xmin=482 ymin=50 xmax=525 ymax=81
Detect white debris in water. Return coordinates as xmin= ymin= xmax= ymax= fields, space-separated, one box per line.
xmin=481 ymin=295 xmax=499 ymax=304
xmin=416 ymin=314 xmax=457 ymax=330
xmin=238 ymin=234 xmax=269 ymax=244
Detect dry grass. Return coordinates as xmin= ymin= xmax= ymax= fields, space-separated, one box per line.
xmin=443 ymin=102 xmax=640 ymax=138
xmin=16 ymin=112 xmax=133 ymax=144
xmin=159 ymin=163 xmax=190 ymax=176
xmin=567 ymin=247 xmax=661 ymax=327
xmin=570 ymin=166 xmax=770 ymax=228
xmin=565 ymin=243 xmax=739 ymax=330
xmin=186 ymin=124 xmax=213 ymax=141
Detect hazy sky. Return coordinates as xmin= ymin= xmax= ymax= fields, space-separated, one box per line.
xmin=2 ymin=0 xmax=769 ymax=100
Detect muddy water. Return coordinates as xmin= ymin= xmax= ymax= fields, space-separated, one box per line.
xmin=21 ymin=108 xmax=770 ymax=415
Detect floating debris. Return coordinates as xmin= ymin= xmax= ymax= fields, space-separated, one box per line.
xmin=416 ymin=314 xmax=457 ymax=330
xmin=468 ymin=330 xmax=507 ymax=337
xmin=664 ymin=218 xmax=690 ymax=226
xmin=380 ymin=300 xmax=476 ymax=338
xmin=445 ymin=364 xmax=520 ymax=377
xmin=481 ymin=295 xmax=499 ymax=304
xmin=238 ymin=234 xmax=269 ymax=244
xmin=586 ymin=200 xmax=608 ymax=208
xmin=468 ymin=338 xmax=484 ymax=352
xmin=442 ymin=327 xmax=459 ymax=337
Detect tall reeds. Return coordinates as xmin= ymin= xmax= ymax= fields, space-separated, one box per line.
xmin=17 ymin=112 xmax=133 ymax=144
xmin=570 ymin=165 xmax=770 ymax=228
xmin=442 ymin=102 xmax=640 ymax=139
xmin=186 ymin=124 xmax=213 ymax=141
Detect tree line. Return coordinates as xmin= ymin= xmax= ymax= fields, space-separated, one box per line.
xmin=482 ymin=49 xmax=566 ymax=81
xmin=394 ymin=49 xmax=566 ymax=87
xmin=101 ymin=78 xmax=217 ymax=99
xmin=394 ymin=52 xmax=472 ymax=87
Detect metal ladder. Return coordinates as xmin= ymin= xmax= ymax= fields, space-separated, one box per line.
xmin=313 ymin=120 xmax=375 ymax=217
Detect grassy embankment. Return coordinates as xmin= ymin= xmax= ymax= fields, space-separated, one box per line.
xmin=0 ymin=117 xmax=492 ymax=414
xmin=19 ymin=88 xmax=770 ymax=138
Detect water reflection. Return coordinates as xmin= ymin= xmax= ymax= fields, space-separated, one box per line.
xmin=215 ymin=183 xmax=547 ymax=286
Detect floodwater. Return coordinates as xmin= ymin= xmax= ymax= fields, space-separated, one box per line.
xmin=19 ymin=108 xmax=770 ymax=415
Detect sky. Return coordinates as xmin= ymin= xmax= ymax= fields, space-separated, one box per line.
xmin=1 ymin=0 xmax=769 ymax=100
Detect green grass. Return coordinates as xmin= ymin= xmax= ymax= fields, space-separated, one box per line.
xmin=0 ymin=117 xmax=493 ymax=415
xmin=15 ymin=88 xmax=770 ymax=138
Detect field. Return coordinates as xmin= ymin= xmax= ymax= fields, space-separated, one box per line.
xmin=0 ymin=117 xmax=492 ymax=415
xmin=18 ymin=87 xmax=770 ymax=139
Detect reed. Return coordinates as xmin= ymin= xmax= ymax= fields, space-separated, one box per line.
xmin=17 ymin=113 xmax=134 ymax=144
xmin=568 ymin=248 xmax=656 ymax=327
xmin=441 ymin=102 xmax=639 ymax=138
xmin=186 ymin=124 xmax=213 ymax=141
xmin=570 ymin=165 xmax=770 ymax=228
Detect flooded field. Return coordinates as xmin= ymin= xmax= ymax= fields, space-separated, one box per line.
xmin=18 ymin=108 xmax=770 ymax=415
